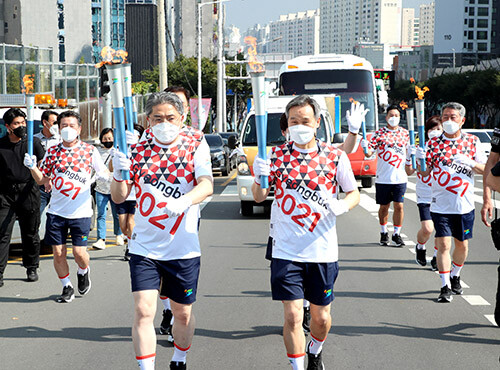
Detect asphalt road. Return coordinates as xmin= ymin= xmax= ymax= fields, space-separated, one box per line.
xmin=1 ymin=173 xmax=499 ymax=369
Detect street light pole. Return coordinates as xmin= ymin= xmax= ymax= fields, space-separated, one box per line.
xmin=197 ymin=0 xmax=229 ymax=131
xmin=451 ymin=48 xmax=456 ymax=69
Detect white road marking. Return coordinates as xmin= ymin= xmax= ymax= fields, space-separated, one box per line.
xmin=220 ymin=184 xmax=238 ymax=197
xmin=484 ymin=315 xmax=498 ymax=326
xmin=461 ymin=295 xmax=490 ymax=305
xmin=359 ymin=193 xmax=379 ymax=213
xmin=200 ymin=196 xmax=213 ymax=211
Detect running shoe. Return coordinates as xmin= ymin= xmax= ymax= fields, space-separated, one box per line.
xmin=430 ymin=256 xmax=438 ymax=271
xmin=380 ymin=232 xmax=389 ymax=246
xmin=159 ymin=309 xmax=173 ymax=340
xmin=307 ymin=349 xmax=325 ymax=370
xmin=392 ymin=233 xmax=405 ymax=247
xmin=170 ymin=361 xmax=186 ymax=370
xmin=56 ymin=285 xmax=75 ymax=303
xmin=93 ymin=239 xmax=106 ymax=250
xmin=437 ymin=285 xmax=453 ymax=303
xmin=77 ymin=269 xmax=91 ymax=295
xmin=116 ymin=234 xmax=125 ymax=246
xmin=303 ymin=306 xmax=311 ymax=333
xmin=415 ymin=247 xmax=427 ymax=266
xmin=450 ymin=276 xmax=463 ymax=295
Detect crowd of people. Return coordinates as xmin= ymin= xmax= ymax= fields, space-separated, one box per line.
xmin=0 ymin=89 xmax=498 ymax=370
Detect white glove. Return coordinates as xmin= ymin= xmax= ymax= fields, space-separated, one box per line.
xmin=454 ymin=153 xmax=476 ymax=168
xmin=346 ymin=102 xmax=369 ymax=134
xmin=360 ymin=139 xmax=369 ymax=151
xmin=165 ymin=196 xmax=192 ymax=218
xmin=253 ymin=156 xmax=270 ymax=184
xmin=112 ymin=150 xmax=132 ymax=181
xmin=23 ymin=153 xmax=37 ymax=169
xmin=126 ymin=130 xmax=138 ymax=146
xmin=326 ymin=198 xmax=350 ymax=217
xmin=409 ymin=145 xmax=417 ymax=156
xmin=415 ymin=147 xmax=426 ymax=160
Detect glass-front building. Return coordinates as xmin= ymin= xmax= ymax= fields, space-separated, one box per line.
xmin=92 ymin=0 xmax=126 ymax=62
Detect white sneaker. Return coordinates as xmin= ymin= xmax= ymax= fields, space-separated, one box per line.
xmin=93 ymin=239 xmax=106 ymax=250
xmin=116 ymin=234 xmax=125 ymax=246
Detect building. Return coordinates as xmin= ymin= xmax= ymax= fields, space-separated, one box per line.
xmin=393 ymin=45 xmax=433 ymax=81
xmin=419 ymin=2 xmax=435 ymax=46
xmin=434 ymin=0 xmax=496 ymax=67
xmin=353 ymin=42 xmax=392 ymax=70
xmin=492 ymin=0 xmax=499 ymax=57
xmin=243 ymin=23 xmax=269 ymax=54
xmin=267 ymin=10 xmax=320 ymax=58
xmin=0 ymin=0 xmax=92 ymax=63
xmin=320 ymin=0 xmax=402 ymax=54
xmin=401 ymin=8 xmax=418 ymax=47
xmin=92 ymin=0 xmax=126 ymax=63
xmin=125 ymin=1 xmax=157 ymax=81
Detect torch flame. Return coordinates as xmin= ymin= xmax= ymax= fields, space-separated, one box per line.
xmin=244 ymin=36 xmax=264 ymax=73
xmin=410 ymin=77 xmax=415 ymax=84
xmin=95 ymin=46 xmax=128 ymax=68
xmin=349 ymin=97 xmax=359 ymax=105
xmin=22 ymin=74 xmax=35 ymax=94
xmin=415 ymin=86 xmax=429 ymax=100
xmin=399 ymin=101 xmax=408 ymax=110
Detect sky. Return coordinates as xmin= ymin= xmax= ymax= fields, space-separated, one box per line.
xmin=226 ymin=0 xmax=431 ymax=32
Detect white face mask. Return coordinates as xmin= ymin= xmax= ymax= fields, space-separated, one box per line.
xmin=49 ymin=124 xmax=59 ymax=137
xmin=60 ymin=127 xmax=78 ymax=142
xmin=443 ymin=120 xmax=460 ymax=135
xmin=289 ymin=124 xmax=315 ymax=145
xmin=428 ymin=130 xmax=442 ymax=139
xmin=152 ymin=121 xmax=180 ymax=144
xmin=387 ymin=117 xmax=400 ymax=127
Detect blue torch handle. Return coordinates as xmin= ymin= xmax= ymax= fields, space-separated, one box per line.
xmin=361 ymin=121 xmax=368 ymax=156
xmin=113 ymin=107 xmax=130 ymax=181
xmin=27 ymin=120 xmax=33 ymax=156
xmin=418 ymin=125 xmax=426 ymax=171
xmin=124 ymin=96 xmax=135 ymax=132
xmin=255 ymin=114 xmax=268 ymax=189
xmin=409 ymin=129 xmax=416 ymax=169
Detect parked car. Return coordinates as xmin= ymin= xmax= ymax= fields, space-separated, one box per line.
xmin=462 ymin=129 xmax=493 ymax=157
xmin=205 ymin=134 xmax=230 ymax=176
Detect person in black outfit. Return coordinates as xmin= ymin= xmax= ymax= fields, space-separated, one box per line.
xmin=0 ymin=108 xmax=44 ymax=286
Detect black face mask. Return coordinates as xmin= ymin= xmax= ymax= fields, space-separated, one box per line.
xmin=102 ymin=141 xmax=114 ymax=149
xmin=12 ymin=126 xmax=27 ymax=138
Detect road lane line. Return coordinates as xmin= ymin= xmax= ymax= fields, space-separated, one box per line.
xmin=461 ymin=295 xmax=490 ymax=305
xmin=221 ymin=170 xmax=237 ymax=187
xmin=484 ymin=315 xmax=498 ymax=326
xmin=200 ymin=196 xmax=213 ymax=211
xmin=220 ymin=184 xmax=238 ymax=197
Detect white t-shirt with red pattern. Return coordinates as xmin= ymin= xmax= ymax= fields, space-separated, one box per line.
xmin=129 ymin=126 xmax=212 ymax=261
xmin=40 ymin=141 xmax=106 ymax=218
xmin=426 ymin=133 xmax=486 ymax=214
xmin=267 ymin=141 xmax=357 ymax=263
xmin=369 ymin=126 xmax=410 ymax=184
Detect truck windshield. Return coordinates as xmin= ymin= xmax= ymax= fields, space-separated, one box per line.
xmin=242 ymin=113 xmax=327 ymax=146
xmin=279 ymin=69 xmax=376 ymax=132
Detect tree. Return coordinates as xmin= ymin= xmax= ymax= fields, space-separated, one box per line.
xmin=6 ymin=66 xmax=21 ymax=94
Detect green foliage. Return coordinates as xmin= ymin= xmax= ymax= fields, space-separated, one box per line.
xmin=6 ymin=66 xmax=21 ymax=94
xmin=132 ymin=81 xmax=156 ymax=95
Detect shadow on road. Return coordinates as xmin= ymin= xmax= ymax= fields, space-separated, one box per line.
xmin=0 ymin=326 xmax=131 ymax=342
xmin=193 ymin=325 xmax=282 ymax=340
xmin=334 ymin=289 xmax=438 ymax=302
xmin=203 ymin=290 xmax=272 ymax=299
xmin=332 ymin=322 xmax=500 ymax=346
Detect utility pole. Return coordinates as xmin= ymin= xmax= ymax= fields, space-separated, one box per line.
xmin=216 ymin=3 xmax=224 ymax=133
xmin=102 ymin=0 xmax=112 ymax=129
xmin=158 ymin=0 xmax=168 ymax=90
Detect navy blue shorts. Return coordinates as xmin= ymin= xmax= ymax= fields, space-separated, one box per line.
xmin=115 ymin=200 xmax=136 ymax=215
xmin=270 ymin=258 xmax=339 ymax=306
xmin=129 ymin=254 xmax=200 ymax=304
xmin=45 ymin=213 xmax=91 ymax=247
xmin=265 ymin=236 xmax=273 ymax=261
xmin=417 ymin=203 xmax=432 ymax=222
xmin=375 ymin=183 xmax=407 ymax=205
xmin=431 ymin=210 xmax=475 ymax=242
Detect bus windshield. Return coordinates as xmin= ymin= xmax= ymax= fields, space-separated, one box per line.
xmin=279 ymin=69 xmax=376 ymax=132
xmin=242 ymin=113 xmax=327 ymax=146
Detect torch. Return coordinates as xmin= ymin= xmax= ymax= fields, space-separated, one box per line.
xmin=105 ymin=63 xmax=129 ymax=180
xmin=361 ymin=119 xmax=368 ymax=156
xmin=121 ymin=63 xmax=135 ymax=133
xmin=415 ymin=86 xmax=429 ymax=172
xmin=26 ymin=94 xmax=35 ymax=156
xmin=245 ymin=36 xmax=268 ymax=188
xmin=406 ymin=107 xmax=417 ymax=169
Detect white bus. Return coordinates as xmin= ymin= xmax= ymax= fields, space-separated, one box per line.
xmin=279 ymin=54 xmax=379 ymax=133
